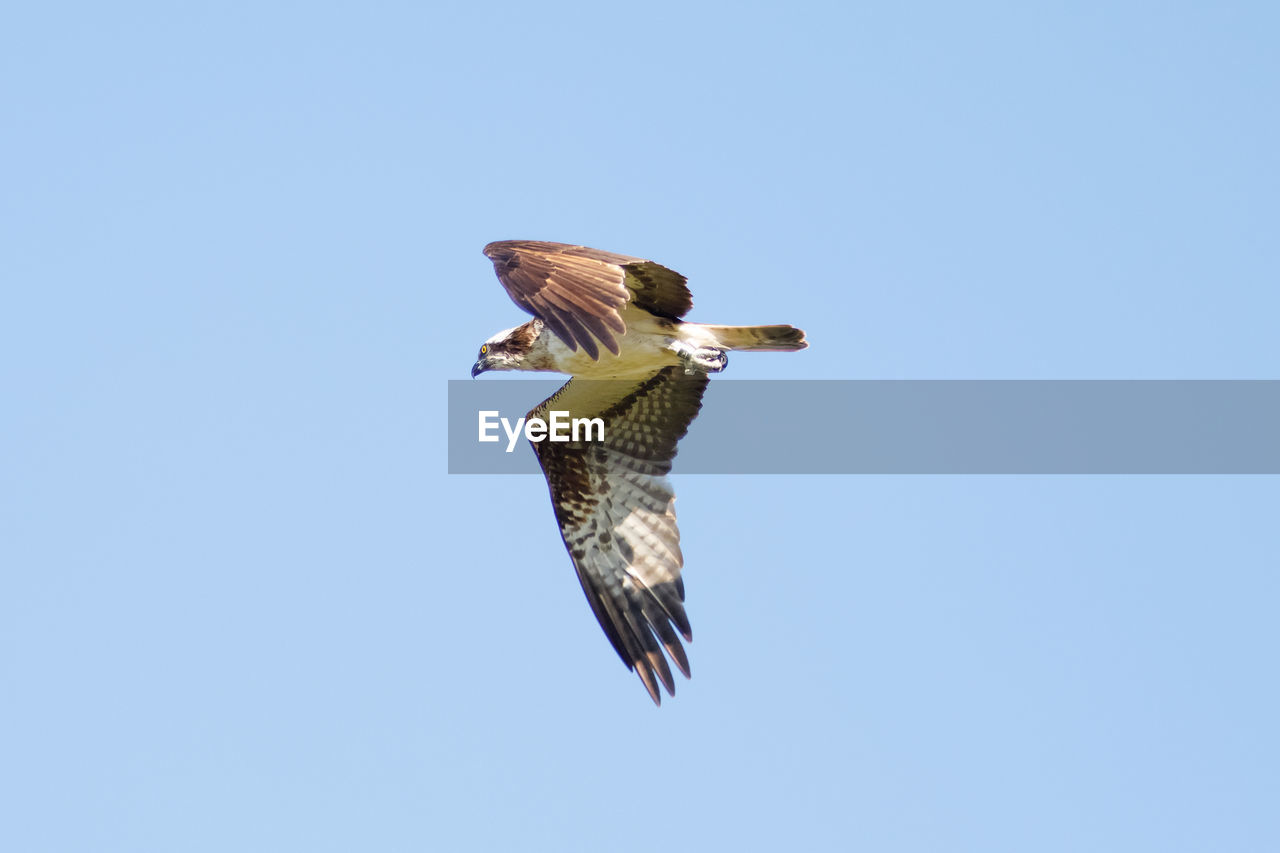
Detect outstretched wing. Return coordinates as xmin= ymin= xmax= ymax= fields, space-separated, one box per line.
xmin=484 ymin=240 xmax=695 ymax=359
xmin=530 ymin=366 xmax=709 ymax=704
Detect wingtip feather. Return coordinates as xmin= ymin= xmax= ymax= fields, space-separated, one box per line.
xmin=636 ymin=664 xmax=662 ymax=706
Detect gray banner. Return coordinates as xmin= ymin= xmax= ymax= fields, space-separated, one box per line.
xmin=448 ymin=380 xmax=1280 ymax=474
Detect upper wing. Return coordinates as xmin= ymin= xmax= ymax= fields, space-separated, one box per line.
xmin=484 ymin=240 xmax=695 ymax=359
xmin=530 ymin=366 xmax=709 ymax=704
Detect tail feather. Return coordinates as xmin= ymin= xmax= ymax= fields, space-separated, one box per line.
xmin=702 ymin=324 xmax=807 ymax=352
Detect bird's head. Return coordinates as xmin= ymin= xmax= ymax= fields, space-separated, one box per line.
xmin=471 ymin=321 xmax=540 ymax=377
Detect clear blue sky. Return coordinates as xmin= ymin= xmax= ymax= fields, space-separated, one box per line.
xmin=3 ymin=2 xmax=1278 ymax=851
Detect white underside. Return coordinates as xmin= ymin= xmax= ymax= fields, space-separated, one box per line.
xmin=541 ymin=306 xmax=722 ymax=378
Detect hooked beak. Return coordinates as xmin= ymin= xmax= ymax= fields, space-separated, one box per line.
xmin=471 ymin=359 xmax=488 ymax=379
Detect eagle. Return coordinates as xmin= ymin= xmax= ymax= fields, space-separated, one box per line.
xmin=472 ymin=240 xmax=807 ymax=704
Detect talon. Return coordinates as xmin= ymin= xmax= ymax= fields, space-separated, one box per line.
xmin=693 ymin=348 xmax=727 ymax=373
xmin=672 ymin=341 xmax=728 ymax=373
xmin=696 ymin=348 xmax=727 ymax=372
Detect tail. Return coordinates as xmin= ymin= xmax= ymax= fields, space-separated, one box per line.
xmin=701 ymin=324 xmax=808 ymax=352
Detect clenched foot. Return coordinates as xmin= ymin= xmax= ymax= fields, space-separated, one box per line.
xmin=672 ymin=341 xmax=729 ymax=374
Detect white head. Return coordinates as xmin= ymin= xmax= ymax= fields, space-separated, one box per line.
xmin=471 ymin=319 xmax=543 ymax=377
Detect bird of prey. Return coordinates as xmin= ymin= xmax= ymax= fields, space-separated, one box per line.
xmin=472 ymin=240 xmax=807 ymax=704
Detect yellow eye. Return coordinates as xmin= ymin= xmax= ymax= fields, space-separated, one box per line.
xmin=480 ymin=344 xmax=489 ymax=355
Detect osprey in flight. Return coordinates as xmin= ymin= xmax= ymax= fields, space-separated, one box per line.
xmin=472 ymin=240 xmax=806 ymax=704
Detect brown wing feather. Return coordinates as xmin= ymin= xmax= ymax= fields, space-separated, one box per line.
xmin=484 ymin=240 xmax=694 ymax=358
xmin=530 ymin=367 xmax=709 ymax=704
